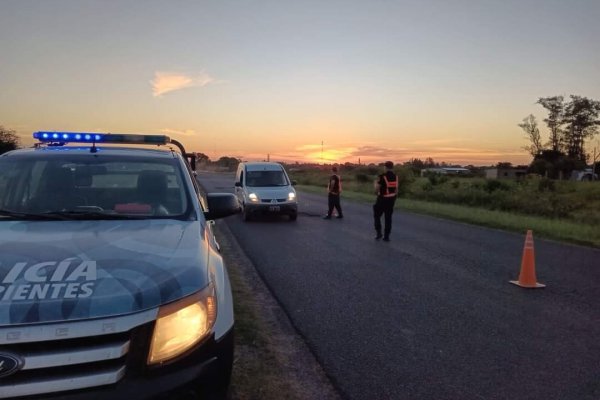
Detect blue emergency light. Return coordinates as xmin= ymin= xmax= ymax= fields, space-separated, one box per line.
xmin=33 ymin=131 xmax=170 ymax=145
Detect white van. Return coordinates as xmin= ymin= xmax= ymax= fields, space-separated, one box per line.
xmin=234 ymin=162 xmax=298 ymax=221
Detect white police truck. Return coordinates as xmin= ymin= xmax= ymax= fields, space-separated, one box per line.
xmin=0 ymin=132 xmax=240 ymax=399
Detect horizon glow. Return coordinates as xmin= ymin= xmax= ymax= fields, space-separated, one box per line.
xmin=1 ymin=1 xmax=599 ymax=166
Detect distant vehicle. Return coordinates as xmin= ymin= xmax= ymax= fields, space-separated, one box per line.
xmin=234 ymin=162 xmax=298 ymax=221
xmin=571 ymin=168 xmax=598 ymax=181
xmin=0 ymin=132 xmax=240 ymax=399
xmin=421 ymin=167 xmax=471 ymax=177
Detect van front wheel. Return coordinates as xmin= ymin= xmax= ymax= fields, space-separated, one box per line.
xmin=242 ymin=206 xmax=251 ymax=222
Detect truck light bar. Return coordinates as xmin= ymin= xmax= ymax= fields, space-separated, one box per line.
xmin=33 ymin=132 xmax=170 ymax=145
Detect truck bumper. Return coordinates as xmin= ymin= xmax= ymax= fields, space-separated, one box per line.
xmin=28 ymin=327 xmax=234 ymax=400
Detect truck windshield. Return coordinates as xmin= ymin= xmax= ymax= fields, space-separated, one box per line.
xmin=0 ymin=154 xmax=192 ymax=219
xmin=246 ymin=170 xmax=289 ymax=187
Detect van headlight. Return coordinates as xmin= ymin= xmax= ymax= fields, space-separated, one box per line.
xmin=147 ymin=285 xmax=217 ymax=365
xmin=288 ymin=192 xmax=296 ymax=201
xmin=248 ymin=193 xmax=259 ymax=203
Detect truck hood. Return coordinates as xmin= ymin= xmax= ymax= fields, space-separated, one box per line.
xmin=0 ymin=220 xmax=209 ymax=326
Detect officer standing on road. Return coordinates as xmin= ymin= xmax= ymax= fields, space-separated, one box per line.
xmin=324 ymin=166 xmax=343 ymax=219
xmin=373 ymin=161 xmax=398 ymax=241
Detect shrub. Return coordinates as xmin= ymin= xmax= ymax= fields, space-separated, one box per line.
xmin=426 ymin=173 xmax=448 ymax=186
xmin=422 ymin=181 xmax=434 ymax=192
xmin=538 ymin=178 xmax=556 ymax=192
xmin=484 ymin=179 xmax=510 ymax=193
xmin=396 ymin=167 xmax=415 ymax=196
xmin=354 ymin=173 xmax=371 ymax=183
xmin=366 ymin=166 xmax=380 ymax=175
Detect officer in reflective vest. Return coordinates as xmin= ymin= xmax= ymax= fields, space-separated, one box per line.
xmin=373 ymin=161 xmax=398 ymax=241
xmin=324 ymin=166 xmax=343 ymax=219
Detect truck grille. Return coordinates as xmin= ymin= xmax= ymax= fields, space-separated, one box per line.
xmin=0 ymin=308 xmax=157 ymax=398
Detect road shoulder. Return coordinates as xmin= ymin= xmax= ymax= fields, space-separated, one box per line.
xmin=214 ymin=220 xmax=341 ymax=400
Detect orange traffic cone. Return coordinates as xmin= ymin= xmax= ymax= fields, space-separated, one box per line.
xmin=510 ymin=230 xmax=545 ymax=288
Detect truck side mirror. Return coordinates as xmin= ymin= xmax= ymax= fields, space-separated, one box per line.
xmin=204 ymin=193 xmax=241 ymax=220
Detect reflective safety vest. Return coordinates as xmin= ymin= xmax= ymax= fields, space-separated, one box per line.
xmin=381 ymin=175 xmax=398 ymax=197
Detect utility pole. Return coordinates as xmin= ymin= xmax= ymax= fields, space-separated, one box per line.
xmin=593 ymin=146 xmax=598 ymax=181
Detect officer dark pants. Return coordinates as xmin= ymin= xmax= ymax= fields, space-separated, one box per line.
xmin=327 ymin=193 xmax=343 ymax=217
xmin=374 ymin=197 xmax=396 ymax=238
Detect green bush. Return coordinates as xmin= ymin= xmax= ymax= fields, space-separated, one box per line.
xmin=421 ymin=181 xmax=434 ymax=192
xmin=484 ymin=179 xmax=510 ymax=193
xmin=365 ymin=166 xmax=380 ymax=175
xmin=396 ymin=167 xmax=415 ymax=196
xmin=538 ymin=178 xmax=556 ymax=192
xmin=426 ymin=173 xmax=448 ymax=186
xmin=354 ymin=173 xmax=371 ymax=183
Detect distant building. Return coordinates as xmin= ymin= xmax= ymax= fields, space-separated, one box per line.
xmin=420 ymin=167 xmax=471 ymax=177
xmin=485 ymin=168 xmax=527 ymax=179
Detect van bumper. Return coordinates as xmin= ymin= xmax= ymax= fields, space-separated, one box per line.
xmin=245 ymin=203 xmax=297 ymax=216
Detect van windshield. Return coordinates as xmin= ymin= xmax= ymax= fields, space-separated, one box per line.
xmin=246 ymin=170 xmax=288 ymax=187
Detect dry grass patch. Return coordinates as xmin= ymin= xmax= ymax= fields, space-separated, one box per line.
xmin=213 ymin=222 xmax=340 ymax=400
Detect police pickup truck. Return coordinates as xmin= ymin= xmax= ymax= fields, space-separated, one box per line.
xmin=0 ymin=132 xmax=240 ymax=399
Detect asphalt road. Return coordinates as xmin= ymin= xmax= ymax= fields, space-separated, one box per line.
xmin=198 ymin=171 xmax=600 ymax=400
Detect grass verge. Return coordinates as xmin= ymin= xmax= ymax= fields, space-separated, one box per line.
xmin=297 ymin=184 xmax=600 ymax=248
xmin=213 ymin=221 xmax=340 ymax=400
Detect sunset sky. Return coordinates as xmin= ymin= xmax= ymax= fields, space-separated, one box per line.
xmin=1 ymin=0 xmax=599 ymax=165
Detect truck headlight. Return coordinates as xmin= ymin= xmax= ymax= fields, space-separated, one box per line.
xmin=148 ymin=285 xmax=217 ymax=365
xmin=288 ymin=192 xmax=296 ymax=201
xmin=248 ymin=193 xmax=259 ymax=202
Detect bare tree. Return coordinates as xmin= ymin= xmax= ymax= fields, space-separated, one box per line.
xmin=519 ymin=114 xmax=543 ymax=157
xmin=0 ymin=126 xmax=20 ymax=154
xmin=537 ymin=96 xmax=564 ymax=152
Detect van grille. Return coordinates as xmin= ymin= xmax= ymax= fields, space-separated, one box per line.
xmin=261 ymin=198 xmax=287 ymax=203
xmin=0 ymin=309 xmax=156 ymax=398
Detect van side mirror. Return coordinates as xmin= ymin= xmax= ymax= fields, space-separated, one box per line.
xmin=234 ymin=181 xmax=242 ymax=187
xmin=291 ymin=180 xmax=297 ymax=186
xmin=204 ymin=193 xmax=241 ymax=220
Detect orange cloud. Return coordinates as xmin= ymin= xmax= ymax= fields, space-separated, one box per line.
xmin=160 ymin=128 xmax=197 ymax=137
xmin=151 ymin=71 xmax=216 ymax=97
xmin=209 ymin=142 xmax=530 ymax=166
xmin=295 ymin=144 xmax=530 ymax=166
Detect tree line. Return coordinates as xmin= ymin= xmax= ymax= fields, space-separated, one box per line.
xmin=0 ymin=126 xmax=20 ymax=155
xmin=521 ymin=95 xmax=600 ymax=178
